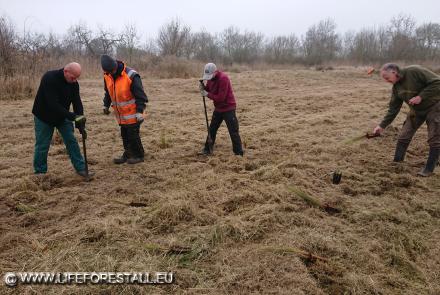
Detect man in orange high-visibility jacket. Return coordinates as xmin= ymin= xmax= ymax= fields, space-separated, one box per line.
xmin=101 ymin=55 xmax=148 ymax=164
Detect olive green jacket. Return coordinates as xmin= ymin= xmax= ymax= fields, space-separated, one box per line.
xmin=380 ymin=65 xmax=440 ymax=128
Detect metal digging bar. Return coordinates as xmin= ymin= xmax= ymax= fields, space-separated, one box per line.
xmin=79 ymin=126 xmax=91 ymax=182
xmin=199 ymin=80 xmax=213 ymax=154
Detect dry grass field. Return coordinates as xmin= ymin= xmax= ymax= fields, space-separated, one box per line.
xmin=1 ymin=67 xmax=439 ymax=294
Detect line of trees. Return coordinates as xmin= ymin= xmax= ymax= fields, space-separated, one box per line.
xmin=1 ymin=14 xmax=440 ymax=78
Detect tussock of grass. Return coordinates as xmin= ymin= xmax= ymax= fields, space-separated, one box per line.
xmin=389 ymin=251 xmax=427 ymax=283
xmin=343 ymin=133 xmax=368 ymax=145
xmin=159 ymin=131 xmax=172 ymax=149
xmin=287 ymin=186 xmax=342 ymax=214
xmin=15 ymin=202 xmax=35 ymax=213
xmin=288 ymin=186 xmax=323 ymax=208
xmin=143 ymin=201 xmax=196 ymax=233
xmin=80 ymin=228 xmax=106 ymax=243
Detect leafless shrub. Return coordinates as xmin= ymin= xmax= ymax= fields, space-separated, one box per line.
xmin=415 ymin=22 xmax=440 ymax=60
xmin=185 ymin=30 xmax=220 ymax=61
xmin=387 ymin=14 xmax=417 ymax=60
xmin=303 ymin=18 xmax=341 ymax=65
xmin=95 ymin=26 xmax=120 ymax=55
xmin=118 ymin=23 xmax=140 ymax=64
xmin=157 ymin=18 xmax=190 ymax=57
xmin=1 ymin=14 xmax=440 ymax=100
xmin=67 ymin=22 xmax=96 ymax=56
xmin=0 ymin=16 xmax=17 ymax=76
xmin=264 ymin=35 xmax=300 ymax=64
xmin=220 ymin=26 xmax=264 ymax=64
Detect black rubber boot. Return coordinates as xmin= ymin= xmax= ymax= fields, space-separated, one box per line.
xmin=198 ymin=148 xmax=212 ymax=156
xmin=113 ymin=153 xmax=128 ymax=164
xmin=76 ymin=170 xmax=95 ymax=178
xmin=393 ymin=143 xmax=409 ymax=162
xmin=127 ymin=157 xmax=144 ymax=164
xmin=234 ymin=151 xmax=244 ymax=156
xmin=418 ymin=148 xmax=440 ymax=177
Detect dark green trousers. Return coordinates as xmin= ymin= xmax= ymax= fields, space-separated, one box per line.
xmin=33 ymin=116 xmax=85 ymax=173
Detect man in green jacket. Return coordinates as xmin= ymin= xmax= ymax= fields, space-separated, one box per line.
xmin=373 ymin=63 xmax=440 ymax=177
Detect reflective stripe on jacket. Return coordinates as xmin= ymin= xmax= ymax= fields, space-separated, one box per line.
xmin=104 ymin=65 xmax=138 ymax=125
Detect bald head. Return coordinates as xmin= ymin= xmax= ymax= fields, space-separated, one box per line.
xmin=64 ymin=62 xmax=82 ymax=83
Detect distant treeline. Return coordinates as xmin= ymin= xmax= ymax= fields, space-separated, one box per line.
xmin=0 ymin=14 xmax=439 ymax=91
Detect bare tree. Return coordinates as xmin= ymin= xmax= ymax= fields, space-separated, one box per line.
xmin=415 ymin=22 xmax=440 ymax=60
xmin=220 ymin=26 xmax=264 ymax=64
xmin=118 ymin=23 xmax=140 ymax=63
xmin=220 ymin=26 xmax=239 ymax=64
xmin=20 ymin=32 xmax=49 ymax=73
xmin=189 ymin=30 xmax=221 ymax=61
xmin=94 ymin=26 xmax=121 ymax=55
xmin=45 ymin=32 xmax=64 ymax=58
xmin=303 ymin=19 xmax=340 ymax=64
xmin=375 ymin=26 xmax=390 ymax=61
xmin=352 ymin=29 xmax=379 ymax=62
xmin=0 ymin=16 xmax=17 ymax=76
xmin=67 ymin=22 xmax=96 ymax=56
xmin=342 ymin=31 xmax=356 ymax=59
xmin=265 ymin=34 xmax=300 ymax=64
xmin=143 ymin=36 xmax=159 ymax=55
xmin=157 ymin=18 xmax=190 ymax=57
xmin=387 ymin=14 xmax=416 ymax=60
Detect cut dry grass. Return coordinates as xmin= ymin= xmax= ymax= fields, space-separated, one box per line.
xmin=0 ymin=67 xmax=439 ymax=294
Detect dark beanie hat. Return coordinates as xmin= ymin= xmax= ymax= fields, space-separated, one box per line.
xmin=101 ymin=54 xmax=117 ymax=73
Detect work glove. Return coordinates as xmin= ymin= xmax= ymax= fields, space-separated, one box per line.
xmin=200 ymin=89 xmax=208 ymax=97
xmin=74 ymin=115 xmax=86 ymax=130
xmin=103 ymin=106 xmax=110 ymax=115
xmin=135 ymin=113 xmax=144 ymax=124
xmin=80 ymin=129 xmax=88 ymax=140
xmin=198 ymin=83 xmax=206 ymax=92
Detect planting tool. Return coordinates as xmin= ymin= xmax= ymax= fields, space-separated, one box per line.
xmin=199 ymin=80 xmax=213 ymax=154
xmin=321 ymin=170 xmax=343 ymax=184
xmin=332 ymin=170 xmax=342 ymax=184
xmin=79 ymin=126 xmax=91 ymax=182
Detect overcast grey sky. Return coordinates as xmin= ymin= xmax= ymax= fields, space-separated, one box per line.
xmin=1 ymin=0 xmax=439 ymax=39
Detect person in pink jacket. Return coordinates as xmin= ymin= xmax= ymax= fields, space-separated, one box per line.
xmin=199 ymin=63 xmax=244 ymax=156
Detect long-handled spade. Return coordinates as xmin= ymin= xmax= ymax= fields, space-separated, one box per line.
xmin=199 ymin=80 xmax=213 ymax=154
xmin=79 ymin=126 xmax=91 ymax=182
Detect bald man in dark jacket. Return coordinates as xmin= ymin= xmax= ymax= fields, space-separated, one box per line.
xmin=32 ymin=62 xmax=89 ymax=177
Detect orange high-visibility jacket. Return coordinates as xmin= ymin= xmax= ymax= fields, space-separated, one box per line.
xmin=104 ymin=65 xmax=138 ymax=125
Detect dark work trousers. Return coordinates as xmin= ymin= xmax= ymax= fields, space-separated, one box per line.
xmin=205 ymin=110 xmax=243 ymax=155
xmin=397 ymin=102 xmax=440 ymax=149
xmin=34 ymin=116 xmax=85 ymax=173
xmin=120 ymin=123 xmax=144 ymax=159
